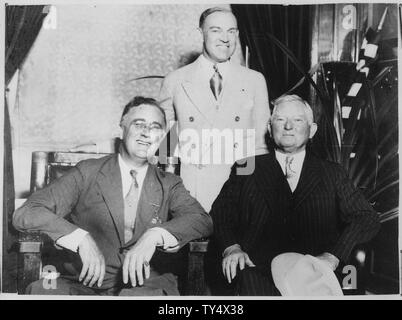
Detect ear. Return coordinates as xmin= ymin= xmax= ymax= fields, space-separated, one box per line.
xmin=197 ymin=27 xmax=203 ymax=38
xmin=309 ymin=123 xmax=318 ymax=139
xmin=267 ymin=120 xmax=272 ymax=136
xmin=117 ymin=123 xmax=124 ymax=139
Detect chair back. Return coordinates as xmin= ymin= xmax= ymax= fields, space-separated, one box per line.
xmin=30 ymin=151 xmax=180 ymax=192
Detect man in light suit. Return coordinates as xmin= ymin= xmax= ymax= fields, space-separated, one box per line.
xmin=13 ymin=96 xmax=212 ymax=296
xmin=211 ymin=95 xmax=380 ymax=295
xmin=159 ymin=7 xmax=270 ymax=211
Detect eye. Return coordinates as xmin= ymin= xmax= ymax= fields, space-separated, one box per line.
xmin=149 ymin=124 xmax=162 ymax=131
xmin=132 ymin=121 xmax=145 ymax=130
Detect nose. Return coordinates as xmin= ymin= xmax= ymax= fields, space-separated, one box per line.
xmin=140 ymin=126 xmax=151 ymax=136
xmin=220 ymin=31 xmax=229 ymax=43
xmin=284 ymin=119 xmax=293 ymax=130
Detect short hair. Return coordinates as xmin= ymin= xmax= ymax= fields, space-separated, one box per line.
xmin=199 ymin=7 xmax=235 ymax=28
xmin=121 ymin=96 xmax=167 ymax=127
xmin=271 ymin=94 xmax=315 ymax=124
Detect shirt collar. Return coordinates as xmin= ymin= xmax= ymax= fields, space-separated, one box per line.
xmin=275 ymin=149 xmax=306 ymax=173
xmin=199 ymin=53 xmax=230 ymax=80
xmin=118 ymin=154 xmax=148 ymax=195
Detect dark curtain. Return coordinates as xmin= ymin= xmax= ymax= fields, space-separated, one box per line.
xmin=231 ymin=4 xmax=313 ymax=101
xmin=3 ymin=5 xmax=48 ymax=292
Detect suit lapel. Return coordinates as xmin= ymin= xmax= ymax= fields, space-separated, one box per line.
xmin=126 ymin=165 xmax=163 ymax=246
xmin=181 ymin=57 xmax=217 ymax=126
xmin=97 ymin=155 xmax=125 ymax=247
xmin=292 ymin=152 xmax=323 ymax=210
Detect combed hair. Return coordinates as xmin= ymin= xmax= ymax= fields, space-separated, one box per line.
xmin=121 ymin=96 xmax=166 ymax=127
xmin=271 ymin=94 xmax=315 ymax=124
xmin=199 ymin=7 xmax=235 ymax=28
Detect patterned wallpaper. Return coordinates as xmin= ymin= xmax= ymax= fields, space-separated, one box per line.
xmin=13 ymin=3 xmax=243 ymax=149
xmin=11 ymin=3 xmax=245 ymax=196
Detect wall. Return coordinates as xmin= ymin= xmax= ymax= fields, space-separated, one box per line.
xmin=10 ymin=3 xmax=244 ymax=197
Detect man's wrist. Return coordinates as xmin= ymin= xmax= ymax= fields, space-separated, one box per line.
xmin=223 ymin=244 xmax=241 ymax=257
xmin=56 ymin=228 xmax=89 ymax=253
xmin=144 ymin=228 xmax=164 ymax=247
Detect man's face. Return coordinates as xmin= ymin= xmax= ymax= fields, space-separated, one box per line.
xmin=200 ymin=11 xmax=238 ymax=63
xmin=120 ymin=104 xmax=165 ymax=162
xmin=269 ymin=101 xmax=317 ymax=154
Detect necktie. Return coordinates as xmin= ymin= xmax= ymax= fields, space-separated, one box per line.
xmin=124 ymin=170 xmax=139 ymax=243
xmin=285 ymin=156 xmax=297 ymax=192
xmin=285 ymin=156 xmax=296 ymax=178
xmin=210 ymin=64 xmax=222 ymax=100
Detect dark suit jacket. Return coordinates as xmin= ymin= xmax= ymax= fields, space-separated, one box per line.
xmin=13 ymin=154 xmax=212 ymax=289
xmin=211 ymin=152 xmax=380 ymax=275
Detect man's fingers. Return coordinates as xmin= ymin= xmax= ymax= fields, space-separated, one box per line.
xmin=239 ymin=255 xmax=245 ymax=270
xmin=222 ymin=259 xmax=227 ymax=278
xmin=230 ymin=260 xmax=237 ymax=281
xmin=225 ymin=259 xmax=232 ymax=283
xmin=129 ymin=255 xmax=137 ymax=287
xmin=88 ymin=261 xmax=100 ymax=287
xmin=98 ymin=258 xmax=105 ymax=287
xmin=122 ymin=255 xmax=129 ymax=284
xmin=79 ymin=261 xmax=89 ymax=282
xmin=136 ymin=257 xmax=144 ymax=286
xmin=144 ymin=260 xmax=151 ymax=280
xmin=83 ymin=261 xmax=95 ymax=286
xmin=245 ymin=255 xmax=256 ymax=267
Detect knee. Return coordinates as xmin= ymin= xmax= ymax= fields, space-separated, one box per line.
xmin=236 ymin=267 xmax=278 ymax=296
xmin=26 ymin=279 xmax=47 ymax=295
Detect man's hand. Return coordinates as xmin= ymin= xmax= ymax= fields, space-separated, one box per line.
xmin=122 ymin=229 xmax=162 ymax=287
xmin=316 ymin=252 xmax=340 ymax=271
xmin=222 ymin=245 xmax=255 ymax=284
xmin=77 ymin=234 xmax=106 ymax=287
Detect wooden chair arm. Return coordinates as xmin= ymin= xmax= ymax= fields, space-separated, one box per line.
xmin=17 ymin=232 xmax=44 ymax=294
xmin=183 ymin=238 xmax=209 ymax=295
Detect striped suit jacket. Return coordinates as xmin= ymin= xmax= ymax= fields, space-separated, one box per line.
xmin=211 ymin=151 xmax=380 ymax=275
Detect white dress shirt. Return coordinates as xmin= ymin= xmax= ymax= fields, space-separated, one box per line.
xmin=275 ymin=150 xmax=306 ymax=192
xmin=56 ymin=155 xmax=179 ymax=252
xmin=199 ymin=54 xmax=230 ymax=96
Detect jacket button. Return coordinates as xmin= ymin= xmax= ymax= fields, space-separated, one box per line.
xmin=191 ymin=143 xmax=196 ymax=149
xmin=189 ymin=116 xmax=194 ymax=122
xmin=233 ymin=143 xmax=239 ymax=148
xmin=235 ymin=116 xmax=240 ymax=122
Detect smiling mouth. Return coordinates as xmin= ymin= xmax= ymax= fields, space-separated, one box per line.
xmin=137 ymin=140 xmax=151 ymax=146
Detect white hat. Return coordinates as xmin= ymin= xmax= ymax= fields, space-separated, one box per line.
xmin=271 ymin=252 xmax=343 ymax=296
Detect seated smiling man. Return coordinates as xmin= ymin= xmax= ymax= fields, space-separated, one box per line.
xmin=13 ymin=96 xmax=212 ymax=296
xmin=211 ymin=94 xmax=380 ymax=295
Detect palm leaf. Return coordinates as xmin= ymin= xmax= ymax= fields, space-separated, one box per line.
xmin=265 ymin=32 xmax=327 ymax=102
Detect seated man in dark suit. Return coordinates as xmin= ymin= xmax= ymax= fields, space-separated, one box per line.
xmin=13 ymin=96 xmax=212 ymax=296
xmin=211 ymin=94 xmax=380 ymax=295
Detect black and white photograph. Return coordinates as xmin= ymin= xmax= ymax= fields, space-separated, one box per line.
xmin=1 ymin=0 xmax=400 ymax=302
